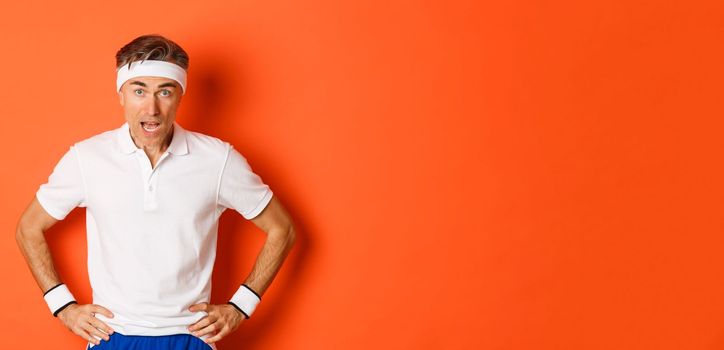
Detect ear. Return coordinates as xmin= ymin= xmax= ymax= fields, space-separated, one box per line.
xmin=118 ymin=90 xmax=125 ymax=107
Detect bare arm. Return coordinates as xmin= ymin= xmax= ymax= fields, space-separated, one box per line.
xmin=244 ymin=195 xmax=297 ymax=296
xmin=15 ymin=197 xmax=63 ymax=294
xmin=15 ymin=196 xmax=115 ymax=345
xmin=189 ymin=195 xmax=297 ymax=344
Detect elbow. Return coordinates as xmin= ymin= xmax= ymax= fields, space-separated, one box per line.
xmin=15 ymin=220 xmax=26 ymax=240
xmin=15 ymin=217 xmax=42 ymax=243
xmin=280 ymin=224 xmax=297 ymax=251
xmin=15 ymin=221 xmax=29 ymax=246
xmin=269 ymin=224 xmax=296 ymax=254
xmin=282 ymin=224 xmax=297 ymax=246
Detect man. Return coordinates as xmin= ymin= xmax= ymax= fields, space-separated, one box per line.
xmin=15 ymin=34 xmax=297 ymax=350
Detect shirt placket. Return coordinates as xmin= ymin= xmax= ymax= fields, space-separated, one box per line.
xmin=136 ymin=151 xmax=170 ymax=211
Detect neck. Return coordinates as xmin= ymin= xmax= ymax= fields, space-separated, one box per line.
xmin=129 ymin=127 xmax=174 ymax=168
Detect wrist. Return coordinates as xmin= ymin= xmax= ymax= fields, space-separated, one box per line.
xmin=56 ymin=301 xmax=77 ymax=319
xmin=226 ymin=302 xmax=248 ymax=319
xmin=228 ymin=284 xmax=261 ymax=319
xmin=43 ymin=283 xmax=77 ymax=317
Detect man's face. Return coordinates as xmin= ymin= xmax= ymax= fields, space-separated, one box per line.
xmin=118 ymin=76 xmax=183 ymax=148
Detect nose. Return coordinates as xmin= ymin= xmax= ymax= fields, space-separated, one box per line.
xmin=143 ymin=96 xmax=160 ymax=116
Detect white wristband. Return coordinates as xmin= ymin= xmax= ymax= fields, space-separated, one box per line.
xmin=228 ymin=284 xmax=261 ymax=319
xmin=43 ymin=283 xmax=77 ymax=317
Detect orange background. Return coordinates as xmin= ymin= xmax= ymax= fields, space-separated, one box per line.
xmin=1 ymin=0 xmax=723 ymax=349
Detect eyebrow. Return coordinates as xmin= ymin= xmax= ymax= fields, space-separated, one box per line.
xmin=129 ymin=80 xmax=177 ymax=89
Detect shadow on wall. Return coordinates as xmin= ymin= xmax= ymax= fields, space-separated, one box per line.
xmin=173 ymin=45 xmax=312 ymax=349
xmin=179 ymin=50 xmax=237 ymax=136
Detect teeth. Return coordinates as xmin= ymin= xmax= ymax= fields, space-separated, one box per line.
xmin=142 ymin=123 xmax=160 ymax=132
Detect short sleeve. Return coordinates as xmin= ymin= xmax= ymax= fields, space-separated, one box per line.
xmin=218 ymin=145 xmax=273 ymax=220
xmin=35 ymin=146 xmax=86 ymax=220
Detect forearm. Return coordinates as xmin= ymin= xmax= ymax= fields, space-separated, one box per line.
xmin=15 ymin=227 xmax=63 ymax=294
xmin=242 ymin=226 xmax=296 ymax=296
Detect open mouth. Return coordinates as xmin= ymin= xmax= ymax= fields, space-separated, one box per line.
xmin=141 ymin=122 xmax=161 ymax=132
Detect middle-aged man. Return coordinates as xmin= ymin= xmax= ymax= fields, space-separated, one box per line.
xmin=15 ymin=34 xmax=297 ymax=350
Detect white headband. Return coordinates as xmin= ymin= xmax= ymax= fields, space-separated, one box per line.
xmin=116 ymin=60 xmax=187 ymax=94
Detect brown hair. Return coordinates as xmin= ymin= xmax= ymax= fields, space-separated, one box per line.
xmin=115 ymin=34 xmax=189 ymax=70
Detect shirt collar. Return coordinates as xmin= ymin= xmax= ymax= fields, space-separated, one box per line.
xmin=116 ymin=121 xmax=189 ymax=156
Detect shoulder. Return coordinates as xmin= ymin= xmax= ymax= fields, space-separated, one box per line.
xmin=73 ymin=127 xmax=118 ymax=150
xmin=183 ymin=128 xmax=232 ymax=156
xmin=180 ymin=128 xmax=256 ymax=171
xmin=66 ymin=127 xmax=120 ymax=160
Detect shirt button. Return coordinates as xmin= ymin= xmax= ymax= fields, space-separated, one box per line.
xmin=148 ymin=186 xmax=154 ymax=191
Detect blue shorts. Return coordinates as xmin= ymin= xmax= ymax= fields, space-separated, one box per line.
xmin=86 ymin=332 xmax=214 ymax=350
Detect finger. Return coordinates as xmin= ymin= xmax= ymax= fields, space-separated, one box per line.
xmin=83 ymin=323 xmax=110 ymax=343
xmin=194 ymin=320 xmax=219 ymax=337
xmin=92 ymin=304 xmax=115 ymax=318
xmin=188 ymin=315 xmax=213 ymax=332
xmin=203 ymin=326 xmax=229 ymax=344
xmin=73 ymin=328 xmax=93 ymax=343
xmin=88 ymin=317 xmax=115 ymax=335
xmin=188 ymin=302 xmax=208 ymax=312
xmin=77 ymin=328 xmax=101 ymax=345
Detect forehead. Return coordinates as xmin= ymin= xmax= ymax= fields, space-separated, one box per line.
xmin=127 ymin=76 xmax=179 ymax=88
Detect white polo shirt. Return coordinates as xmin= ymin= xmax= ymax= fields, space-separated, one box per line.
xmin=36 ymin=122 xmax=273 ymax=349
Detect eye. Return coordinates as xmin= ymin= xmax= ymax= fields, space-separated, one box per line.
xmin=159 ymin=90 xmax=171 ymax=97
xmin=134 ymin=89 xmax=144 ymax=96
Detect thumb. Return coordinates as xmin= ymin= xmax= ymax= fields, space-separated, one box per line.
xmin=188 ymin=302 xmax=208 ymax=312
xmin=93 ymin=304 xmax=114 ymax=318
